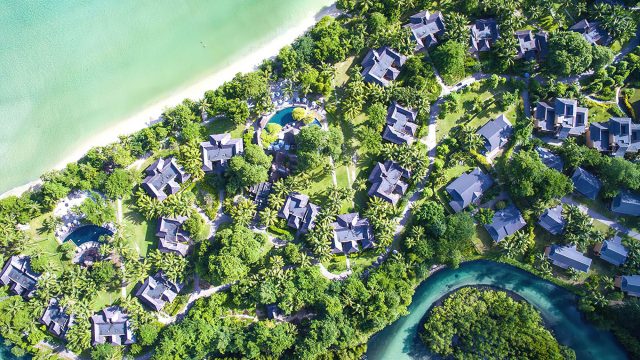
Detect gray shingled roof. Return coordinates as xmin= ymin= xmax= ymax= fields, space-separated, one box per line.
xmin=538 ymin=205 xmax=564 ymax=235
xmin=445 ymin=168 xmax=493 ymax=212
xmin=535 ymin=147 xmax=564 ymax=172
xmin=156 ymin=216 xmax=192 ymax=256
xmin=40 ymin=299 xmax=72 ymax=338
xmin=200 ymin=133 xmax=243 ymax=173
xmin=571 ymin=167 xmax=602 ymax=200
xmin=405 ymin=10 xmax=445 ymax=51
xmin=477 ymin=114 xmax=512 ymax=154
xmin=535 ymin=98 xmax=588 ymax=138
xmin=330 ymin=213 xmax=374 ymax=255
xmin=514 ymin=30 xmax=548 ymax=60
xmin=484 ymin=205 xmax=526 ymax=243
xmin=382 ymin=102 xmax=418 ymax=145
xmin=135 ymin=272 xmax=183 ymax=312
xmin=0 ymin=255 xmax=40 ymax=298
xmin=570 ymin=19 xmax=611 ymax=46
xmin=621 ymin=275 xmax=640 ymax=296
xmin=589 ymin=117 xmax=640 ymax=157
xmin=548 ymin=244 xmax=592 ymax=272
xmin=470 ymin=19 xmax=499 ymax=52
xmin=248 ymin=182 xmax=272 ymax=211
xmin=361 ymin=47 xmax=406 ymax=87
xmin=368 ymin=160 xmax=411 ymax=205
xmin=141 ymin=157 xmax=190 ymax=201
xmin=612 ymin=190 xmax=640 ymax=216
xmin=278 ymin=193 xmax=320 ymax=233
xmin=90 ymin=306 xmax=135 ymax=346
xmin=599 ymin=236 xmax=628 ymax=266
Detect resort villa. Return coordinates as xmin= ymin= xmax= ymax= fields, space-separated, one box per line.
xmin=588 ymin=117 xmax=640 ymax=157
xmin=617 ymin=275 xmax=640 ymax=297
xmin=368 ymin=160 xmax=411 ymax=205
xmin=595 ymin=236 xmax=628 ymax=267
xmin=330 ymin=213 xmax=374 ymax=255
xmin=469 ymin=19 xmax=499 ymax=53
xmin=546 ymin=244 xmax=593 ymax=273
xmin=40 ymin=299 xmax=72 ymax=339
xmin=484 ymin=205 xmax=526 ymax=243
xmin=278 ymin=193 xmax=320 ymax=233
xmin=571 ymin=167 xmax=602 ymax=200
xmin=611 ymin=190 xmax=640 ymax=216
xmin=538 ymin=205 xmax=564 ymax=235
xmin=135 ymin=272 xmax=183 ymax=312
xmin=361 ymin=47 xmax=407 ymax=87
xmin=445 ymin=168 xmax=494 ymax=213
xmin=141 ymin=157 xmax=190 ymax=201
xmin=514 ymin=30 xmax=548 ymax=60
xmin=156 ymin=216 xmax=192 ymax=257
xmin=536 ymin=147 xmax=564 ymax=171
xmin=476 ymin=114 xmax=512 ymax=155
xmin=248 ymin=182 xmax=273 ymax=211
xmin=535 ymin=98 xmax=589 ymax=139
xmin=382 ymin=102 xmax=418 ymax=145
xmin=90 ymin=307 xmax=135 ymax=346
xmin=570 ymin=19 xmax=612 ymax=46
xmin=404 ymin=10 xmax=445 ymax=51
xmin=200 ymin=133 xmax=244 ymax=173
xmin=0 ymin=256 xmax=40 ymax=298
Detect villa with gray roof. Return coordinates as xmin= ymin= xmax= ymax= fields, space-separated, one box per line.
xmin=570 ymin=19 xmax=611 ymax=46
xmin=200 ymin=133 xmax=244 ymax=173
xmin=595 ymin=236 xmax=628 ymax=266
xmin=588 ymin=117 xmax=640 ymax=157
xmin=469 ymin=19 xmax=499 ymax=53
xmin=135 ymin=272 xmax=183 ymax=311
xmin=248 ymin=182 xmax=272 ymax=211
xmin=361 ymin=47 xmax=406 ymax=87
xmin=40 ymin=299 xmax=72 ymax=339
xmin=536 ymin=147 xmax=564 ymax=171
xmin=156 ymin=216 xmax=192 ymax=256
xmin=611 ymin=190 xmax=640 ymax=216
xmin=538 ymin=205 xmax=564 ymax=235
xmin=477 ymin=114 xmax=512 ymax=154
xmin=278 ymin=193 xmax=320 ymax=233
xmin=514 ymin=30 xmax=548 ymax=60
xmin=405 ymin=10 xmax=445 ymax=51
xmin=485 ymin=205 xmax=526 ymax=243
xmin=368 ymin=160 xmax=411 ymax=205
xmin=545 ymin=244 xmax=592 ymax=272
xmin=618 ymin=275 xmax=640 ymax=297
xmin=141 ymin=157 xmax=190 ymax=201
xmin=445 ymin=168 xmax=493 ymax=213
xmin=382 ymin=102 xmax=418 ymax=145
xmin=0 ymin=256 xmax=40 ymax=298
xmin=534 ymin=98 xmax=588 ymax=139
xmin=571 ymin=167 xmax=601 ymax=200
xmin=90 ymin=306 xmax=135 ymax=346
xmin=330 ymin=213 xmax=374 ymax=255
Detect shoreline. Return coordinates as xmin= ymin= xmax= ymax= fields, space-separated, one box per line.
xmin=0 ymin=3 xmax=339 ymax=200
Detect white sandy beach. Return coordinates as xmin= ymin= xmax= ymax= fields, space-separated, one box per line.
xmin=0 ymin=4 xmax=338 ymax=200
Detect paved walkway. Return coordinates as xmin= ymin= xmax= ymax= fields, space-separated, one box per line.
xmin=561 ymin=196 xmax=640 ymax=240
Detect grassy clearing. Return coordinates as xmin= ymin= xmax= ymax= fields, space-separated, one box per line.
xmin=332 ymin=56 xmax=355 ymax=88
xmin=204 ymin=117 xmax=245 ymax=138
xmin=121 ymin=198 xmax=157 ymax=257
xmin=585 ymin=100 xmax=619 ymax=123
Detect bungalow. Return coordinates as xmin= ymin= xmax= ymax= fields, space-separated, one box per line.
xmin=0 ymin=255 xmax=40 ymax=298
xmin=135 ymin=272 xmax=183 ymax=312
xmin=611 ymin=190 xmax=640 ymax=216
xmin=156 ymin=216 xmax=192 ymax=257
xmin=538 ymin=205 xmax=564 ymax=235
xmin=535 ymin=146 xmax=564 ymax=172
xmin=484 ymin=205 xmax=526 ymax=243
xmin=470 ymin=19 xmax=499 ymax=53
xmin=534 ymin=98 xmax=588 ymax=139
xmin=570 ymin=19 xmax=611 ymax=46
xmin=248 ymin=182 xmax=272 ymax=211
xmin=200 ymin=133 xmax=243 ymax=173
xmin=368 ymin=160 xmax=411 ymax=205
xmin=278 ymin=193 xmax=320 ymax=233
xmin=595 ymin=236 xmax=628 ymax=266
xmin=361 ymin=47 xmax=407 ymax=87
xmin=477 ymin=114 xmax=512 ymax=155
xmin=588 ymin=117 xmax=640 ymax=157
xmin=405 ymin=10 xmax=445 ymax=51
xmin=546 ymin=244 xmax=592 ymax=272
xmin=40 ymin=299 xmax=72 ymax=339
xmin=571 ymin=167 xmax=602 ymax=200
xmin=330 ymin=213 xmax=374 ymax=255
xmin=514 ymin=30 xmax=548 ymax=60
xmin=445 ymin=168 xmax=494 ymax=213
xmin=619 ymin=275 xmax=640 ymax=297
xmin=382 ymin=102 xmax=418 ymax=145
xmin=141 ymin=157 xmax=190 ymax=201
xmin=90 ymin=307 xmax=135 ymax=346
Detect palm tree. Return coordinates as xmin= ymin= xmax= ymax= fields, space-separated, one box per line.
xmin=41 ymin=216 xmax=61 ymax=234
xmin=259 ymin=207 xmax=278 ymax=228
xmin=197 ymin=98 xmax=210 ymax=122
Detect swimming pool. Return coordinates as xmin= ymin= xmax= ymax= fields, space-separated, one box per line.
xmin=64 ymin=225 xmax=113 ymax=246
xmin=268 ymin=107 xmax=320 ymax=127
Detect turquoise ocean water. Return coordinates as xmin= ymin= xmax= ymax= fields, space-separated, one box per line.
xmin=0 ymin=0 xmax=333 ymax=194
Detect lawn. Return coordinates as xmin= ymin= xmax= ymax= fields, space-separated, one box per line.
xmin=332 ymin=56 xmax=355 ymax=88
xmin=585 ymin=100 xmax=619 ymax=123
xmin=120 ymin=198 xmax=157 ymax=257
xmin=304 ymin=161 xmax=351 ymax=209
xmin=204 ymin=117 xmax=245 ymax=138
xmin=25 ymin=213 xmax=68 ymax=275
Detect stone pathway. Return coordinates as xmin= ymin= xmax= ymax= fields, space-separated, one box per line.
xmin=561 ymin=196 xmax=640 ymax=240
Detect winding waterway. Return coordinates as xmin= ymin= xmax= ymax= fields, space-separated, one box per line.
xmin=366 ymin=260 xmax=628 ymax=360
